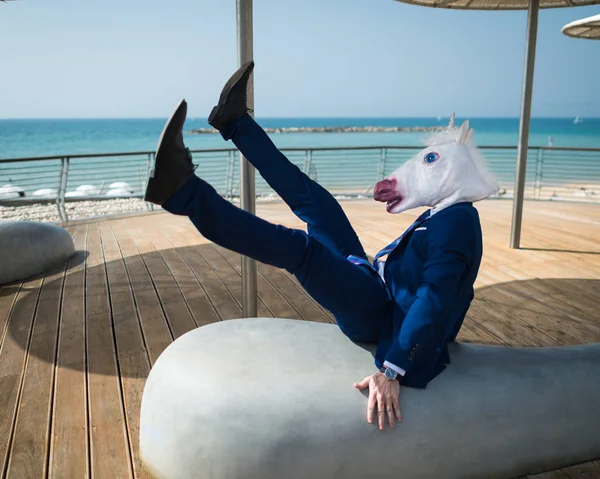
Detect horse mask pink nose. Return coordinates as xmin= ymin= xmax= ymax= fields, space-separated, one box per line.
xmin=376 ymin=117 xmax=498 ymax=214
xmin=373 ymin=179 xmax=399 ymax=202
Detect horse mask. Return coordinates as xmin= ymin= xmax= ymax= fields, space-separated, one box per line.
xmin=374 ymin=117 xmax=499 ymax=214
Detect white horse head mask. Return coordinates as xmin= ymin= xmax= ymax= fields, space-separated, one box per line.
xmin=374 ymin=118 xmax=499 ymax=214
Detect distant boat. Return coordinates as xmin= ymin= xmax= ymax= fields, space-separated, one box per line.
xmin=573 ymin=116 xmax=583 ymax=124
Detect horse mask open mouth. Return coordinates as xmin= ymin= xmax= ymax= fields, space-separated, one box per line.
xmin=373 ymin=179 xmax=404 ymax=213
xmin=374 ymin=117 xmax=499 ymax=214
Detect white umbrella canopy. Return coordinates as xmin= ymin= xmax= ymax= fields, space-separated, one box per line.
xmin=562 ymin=13 xmax=600 ymax=39
xmin=398 ymin=0 xmax=598 ymax=8
xmin=392 ymin=0 xmax=600 ymax=249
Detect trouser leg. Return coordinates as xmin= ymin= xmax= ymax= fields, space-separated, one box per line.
xmin=221 ymin=113 xmax=367 ymax=260
xmin=162 ymin=175 xmax=389 ymax=340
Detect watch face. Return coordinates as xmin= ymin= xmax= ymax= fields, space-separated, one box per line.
xmin=384 ymin=368 xmax=397 ymax=380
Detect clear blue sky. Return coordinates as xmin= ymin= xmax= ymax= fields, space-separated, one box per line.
xmin=0 ymin=0 xmax=598 ymax=118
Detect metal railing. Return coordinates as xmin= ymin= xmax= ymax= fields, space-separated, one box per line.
xmin=1 ymin=145 xmax=599 ymax=222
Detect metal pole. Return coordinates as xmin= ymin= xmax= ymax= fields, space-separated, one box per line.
xmin=237 ymin=0 xmax=257 ymax=317
xmin=510 ymin=0 xmax=539 ymax=249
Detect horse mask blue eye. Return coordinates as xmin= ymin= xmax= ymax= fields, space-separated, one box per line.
xmin=424 ymin=152 xmax=440 ymax=164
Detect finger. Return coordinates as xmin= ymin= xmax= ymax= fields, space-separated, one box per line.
xmin=377 ymin=395 xmax=385 ymax=430
xmin=393 ymin=398 xmax=402 ymax=422
xmin=387 ymin=400 xmax=395 ymax=428
xmin=354 ymin=377 xmax=370 ymax=390
xmin=367 ymin=390 xmax=376 ymax=424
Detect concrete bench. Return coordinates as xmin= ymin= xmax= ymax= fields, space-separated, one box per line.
xmin=0 ymin=221 xmax=75 ymax=285
xmin=139 ymin=317 xmax=600 ymax=479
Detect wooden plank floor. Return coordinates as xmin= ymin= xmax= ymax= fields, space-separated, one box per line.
xmin=1 ymin=197 xmax=600 ymax=478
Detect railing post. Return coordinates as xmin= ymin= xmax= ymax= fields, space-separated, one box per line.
xmin=226 ymin=150 xmax=235 ymax=201
xmin=63 ymin=157 xmax=70 ymax=221
xmin=56 ymin=157 xmax=70 ymax=222
xmin=56 ymin=158 xmax=65 ymax=222
xmin=303 ymin=149 xmax=313 ymax=175
xmin=534 ymin=148 xmax=544 ymax=200
xmin=145 ymin=152 xmax=155 ymax=211
xmin=302 ymin=149 xmax=308 ymax=173
xmin=378 ymin=147 xmax=387 ymax=181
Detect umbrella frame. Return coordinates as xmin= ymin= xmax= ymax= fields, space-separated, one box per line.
xmin=237 ymin=0 xmax=258 ymax=317
xmin=510 ymin=0 xmax=540 ymax=248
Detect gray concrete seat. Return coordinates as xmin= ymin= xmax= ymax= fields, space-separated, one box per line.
xmin=139 ymin=317 xmax=600 ymax=479
xmin=0 ymin=221 xmax=75 ymax=285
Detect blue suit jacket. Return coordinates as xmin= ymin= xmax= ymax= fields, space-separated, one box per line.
xmin=374 ymin=202 xmax=483 ymax=388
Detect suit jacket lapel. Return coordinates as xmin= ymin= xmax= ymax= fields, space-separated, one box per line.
xmin=374 ymin=209 xmax=431 ymax=264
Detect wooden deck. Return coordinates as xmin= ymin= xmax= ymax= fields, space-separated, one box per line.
xmin=1 ymin=197 xmax=600 ymax=479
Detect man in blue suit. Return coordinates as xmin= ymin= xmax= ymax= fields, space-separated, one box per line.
xmin=144 ymin=61 xmax=499 ymax=430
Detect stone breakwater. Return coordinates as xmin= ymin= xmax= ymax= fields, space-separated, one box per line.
xmin=188 ymin=126 xmax=446 ymax=134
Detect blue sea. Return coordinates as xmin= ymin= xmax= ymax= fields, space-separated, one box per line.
xmin=1 ymin=117 xmax=600 ymax=159
xmin=1 ymin=117 xmax=599 ymax=199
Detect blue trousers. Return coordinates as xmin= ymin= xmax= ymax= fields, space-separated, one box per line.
xmin=163 ymin=113 xmax=392 ymax=342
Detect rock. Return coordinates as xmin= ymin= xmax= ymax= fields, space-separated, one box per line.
xmin=0 ymin=221 xmax=75 ymax=284
xmin=0 ymin=184 xmax=25 ymax=199
xmin=0 ymin=191 xmax=22 ymax=200
xmin=105 ymin=188 xmax=134 ymax=197
xmin=32 ymin=188 xmax=57 ymax=197
xmin=66 ymin=184 xmax=101 ymax=197
xmin=109 ymin=181 xmax=132 ymax=189
xmin=139 ymin=318 xmax=600 ymax=479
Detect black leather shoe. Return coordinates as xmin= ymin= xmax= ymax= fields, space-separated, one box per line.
xmin=208 ymin=60 xmax=254 ymax=132
xmin=144 ymin=99 xmax=196 ymax=205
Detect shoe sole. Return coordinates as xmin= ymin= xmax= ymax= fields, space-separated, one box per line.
xmin=208 ymin=60 xmax=254 ymax=127
xmin=144 ymin=99 xmax=188 ymax=204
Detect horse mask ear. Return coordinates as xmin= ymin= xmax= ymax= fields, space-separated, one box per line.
xmin=455 ymin=120 xmax=471 ymax=145
xmin=465 ymin=127 xmax=474 ymax=145
xmin=448 ymin=112 xmax=456 ymax=129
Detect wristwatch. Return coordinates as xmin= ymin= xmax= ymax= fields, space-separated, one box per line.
xmin=381 ymin=366 xmax=399 ymax=381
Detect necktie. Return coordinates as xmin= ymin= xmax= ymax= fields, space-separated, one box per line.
xmin=347 ymin=209 xmax=431 ymax=274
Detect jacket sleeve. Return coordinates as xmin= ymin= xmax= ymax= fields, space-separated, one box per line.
xmin=383 ymin=209 xmax=476 ymax=373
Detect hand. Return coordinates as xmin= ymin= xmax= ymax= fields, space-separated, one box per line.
xmin=354 ymin=372 xmax=402 ymax=430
